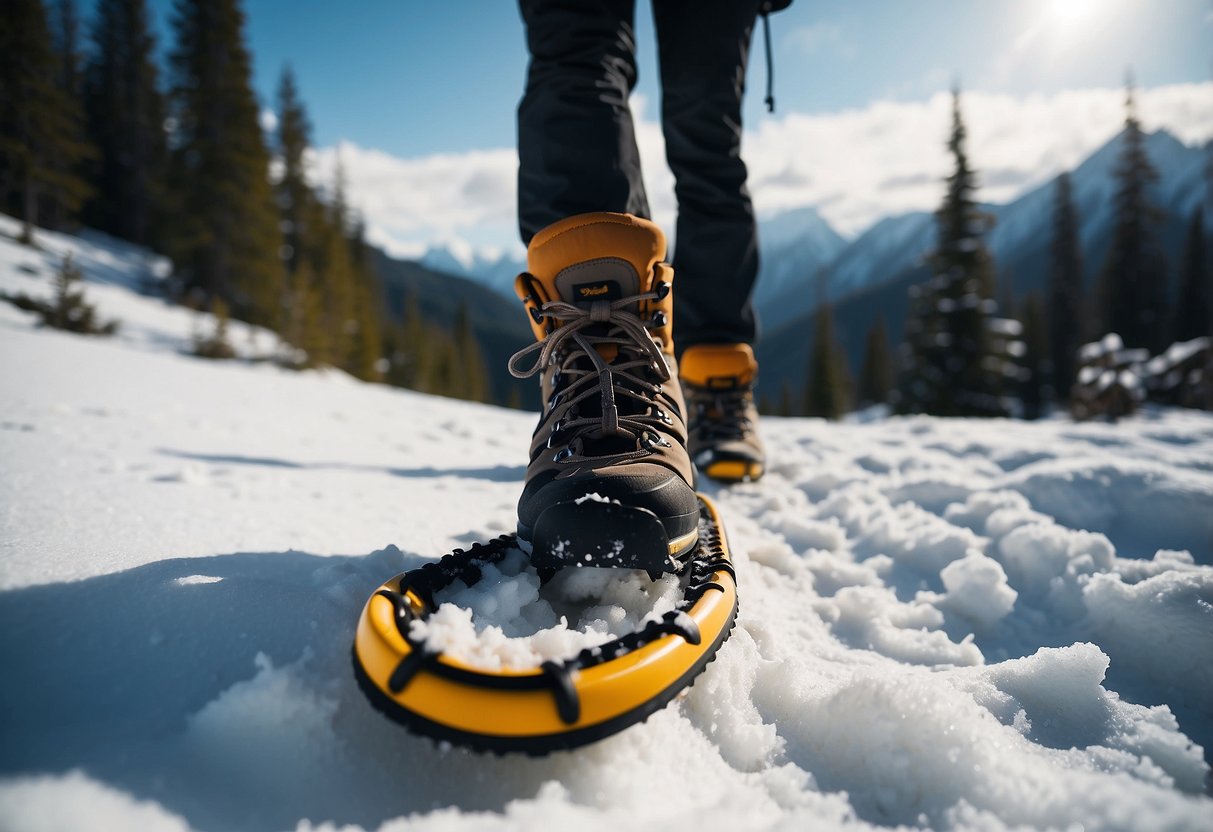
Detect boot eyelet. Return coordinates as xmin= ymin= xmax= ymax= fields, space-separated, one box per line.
xmin=655 ymin=281 xmax=670 ymax=299
xmin=530 ymin=307 xmax=544 ymax=324
xmin=553 ymin=447 xmax=574 ymax=462
xmin=649 ymin=311 xmax=667 ymax=328
xmin=641 ymin=431 xmax=672 ymax=450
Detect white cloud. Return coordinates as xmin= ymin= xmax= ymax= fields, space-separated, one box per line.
xmin=744 ymin=82 xmax=1213 ymax=236
xmin=309 ymin=143 xmax=519 ymax=260
xmin=320 ymin=82 xmax=1213 ymax=258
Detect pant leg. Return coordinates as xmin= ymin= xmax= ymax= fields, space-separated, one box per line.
xmin=651 ymin=0 xmax=761 ymax=352
xmin=517 ymin=0 xmax=649 ymax=246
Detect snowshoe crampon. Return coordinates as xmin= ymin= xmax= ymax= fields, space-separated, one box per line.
xmin=351 ymin=494 xmax=737 ymax=755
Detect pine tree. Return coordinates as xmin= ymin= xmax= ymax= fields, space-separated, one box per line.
xmin=401 ymin=289 xmax=429 ymax=389
xmin=281 ymin=257 xmax=328 ymax=368
xmin=778 ymin=384 xmax=794 ymax=417
xmin=273 ymin=72 xmax=381 ymax=380
xmin=345 ymin=217 xmax=384 ymax=382
xmin=1019 ymin=294 xmax=1047 ymax=420
xmin=896 ymin=89 xmax=1007 ymax=417
xmin=453 ymin=302 xmax=490 ymax=402
xmin=166 ymin=0 xmax=281 ymax=324
xmin=83 ymin=0 xmax=166 ymax=247
xmin=507 ymin=385 xmax=523 ymax=410
xmin=383 ymin=288 xmax=440 ymax=393
xmin=804 ymin=300 xmax=850 ymax=420
xmin=41 ymin=0 xmax=94 ymax=231
xmin=1047 ymin=172 xmax=1084 ymax=404
xmin=1099 ymin=78 xmax=1168 ymax=351
xmin=43 ymin=253 xmax=118 ymax=334
xmin=1173 ymin=207 xmax=1209 ymax=342
xmin=0 ymin=0 xmax=93 ymax=243
xmin=426 ymin=331 xmax=460 ymax=399
xmin=858 ymin=316 xmax=893 ymax=407
xmin=52 ymin=0 xmax=83 ymax=95
xmin=192 ymin=296 xmax=237 ymax=359
xmin=275 ymin=66 xmax=311 ymax=279
xmin=318 ymin=169 xmax=358 ymax=369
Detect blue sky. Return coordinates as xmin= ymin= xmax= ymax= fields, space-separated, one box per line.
xmin=116 ymin=1 xmax=1213 ymax=256
xmin=128 ymin=0 xmax=1212 ymax=157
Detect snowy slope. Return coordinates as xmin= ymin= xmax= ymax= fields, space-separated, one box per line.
xmin=1 ymin=219 xmax=1212 ymax=832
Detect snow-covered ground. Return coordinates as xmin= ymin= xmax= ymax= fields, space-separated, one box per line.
xmin=1 ymin=217 xmax=1211 ymax=831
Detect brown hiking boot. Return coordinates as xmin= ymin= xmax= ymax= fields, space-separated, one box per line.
xmin=680 ymin=343 xmax=765 ymax=483
xmin=508 ymin=213 xmax=699 ymax=575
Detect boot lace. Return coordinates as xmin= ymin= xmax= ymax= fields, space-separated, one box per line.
xmin=508 ymin=292 xmax=676 ymax=468
xmin=689 ymin=386 xmax=754 ymax=443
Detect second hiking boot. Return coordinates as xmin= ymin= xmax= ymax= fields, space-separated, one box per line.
xmin=681 ymin=343 xmax=765 ymax=483
xmin=508 ymin=212 xmax=698 ymax=575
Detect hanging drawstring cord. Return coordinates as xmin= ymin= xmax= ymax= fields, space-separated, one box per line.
xmin=761 ymin=7 xmax=775 ymax=113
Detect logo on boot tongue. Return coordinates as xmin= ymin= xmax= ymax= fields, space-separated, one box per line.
xmin=572 ymin=280 xmax=622 ymax=305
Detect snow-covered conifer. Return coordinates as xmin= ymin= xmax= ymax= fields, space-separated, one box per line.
xmin=897 ymin=89 xmax=1009 ymax=417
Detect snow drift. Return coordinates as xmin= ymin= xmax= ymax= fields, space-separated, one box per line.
xmin=1 ymin=216 xmax=1210 ymax=831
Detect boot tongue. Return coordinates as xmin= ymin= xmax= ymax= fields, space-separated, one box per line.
xmin=526 ymin=212 xmax=666 ymax=311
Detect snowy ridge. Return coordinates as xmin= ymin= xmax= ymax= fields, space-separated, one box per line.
xmin=754 ymin=129 xmax=1208 ymax=333
xmin=1 ymin=218 xmax=1212 ymax=831
xmin=752 ymin=207 xmax=849 ymax=318
xmin=420 ymin=242 xmax=525 ymax=298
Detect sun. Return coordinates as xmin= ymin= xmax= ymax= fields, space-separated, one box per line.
xmin=1043 ymin=0 xmax=1100 ymax=29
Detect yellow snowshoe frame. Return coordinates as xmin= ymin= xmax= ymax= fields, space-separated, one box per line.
xmin=352 ymin=494 xmax=737 ymax=755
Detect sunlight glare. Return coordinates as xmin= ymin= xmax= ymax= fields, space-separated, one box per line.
xmin=1045 ymin=0 xmax=1100 ymax=29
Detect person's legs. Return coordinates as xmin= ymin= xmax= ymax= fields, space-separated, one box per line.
xmin=651 ymin=0 xmax=760 ymax=352
xmin=517 ymin=0 xmax=649 ymax=245
xmin=514 ymin=3 xmax=698 ymax=564
xmin=653 ymin=1 xmax=765 ymax=482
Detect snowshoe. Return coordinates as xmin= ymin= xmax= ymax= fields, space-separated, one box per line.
xmin=351 ymin=493 xmax=737 ymax=756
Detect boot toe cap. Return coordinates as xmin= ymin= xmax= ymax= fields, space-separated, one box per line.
xmin=517 ymin=466 xmax=699 ymax=542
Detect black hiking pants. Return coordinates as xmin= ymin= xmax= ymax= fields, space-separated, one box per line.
xmin=518 ymin=0 xmax=761 ymax=351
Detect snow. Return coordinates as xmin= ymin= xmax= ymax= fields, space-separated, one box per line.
xmin=2 ymin=218 xmax=1212 ymax=831
xmin=412 ymin=551 xmax=684 ymax=671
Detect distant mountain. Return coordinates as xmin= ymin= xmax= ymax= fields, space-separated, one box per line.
xmin=419 ymin=244 xmax=524 ymax=299
xmin=825 ymin=212 xmax=934 ymax=299
xmin=398 ymin=129 xmax=1208 ymax=411
xmin=984 ymin=129 xmax=1206 ymax=290
xmin=429 ymin=207 xmax=849 ymax=315
xmin=754 ymin=129 xmax=1211 ymax=407
xmin=370 ymin=249 xmax=536 ymax=407
xmin=752 ymin=207 xmax=848 ymax=328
